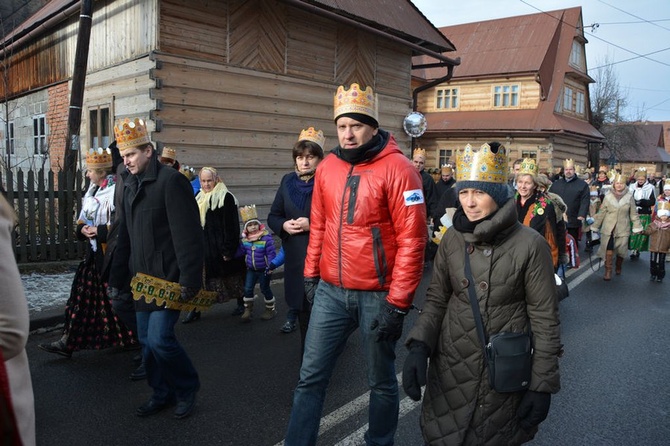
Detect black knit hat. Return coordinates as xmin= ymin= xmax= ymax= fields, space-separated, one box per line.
xmin=335 ymin=112 xmax=379 ymax=129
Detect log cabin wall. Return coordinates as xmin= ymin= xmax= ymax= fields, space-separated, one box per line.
xmin=151 ymin=0 xmax=413 ymax=216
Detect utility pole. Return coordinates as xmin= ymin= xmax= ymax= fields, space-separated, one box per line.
xmin=63 ymin=0 xmax=93 ymax=187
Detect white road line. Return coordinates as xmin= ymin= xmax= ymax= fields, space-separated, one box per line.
xmin=275 ymin=262 xmax=597 ymax=446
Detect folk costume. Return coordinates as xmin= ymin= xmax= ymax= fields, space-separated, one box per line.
xmin=39 ymin=149 xmax=135 ymax=357
xmin=628 ymin=168 xmax=655 ymax=257
xmin=515 ymin=158 xmax=561 ymax=269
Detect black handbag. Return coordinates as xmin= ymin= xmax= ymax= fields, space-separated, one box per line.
xmin=464 ymin=244 xmax=533 ymax=393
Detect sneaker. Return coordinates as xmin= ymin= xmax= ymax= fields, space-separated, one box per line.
xmin=280 ymin=321 xmax=297 ymax=333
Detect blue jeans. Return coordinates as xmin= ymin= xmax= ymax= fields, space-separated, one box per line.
xmin=244 ymin=270 xmax=274 ymax=300
xmin=284 ymin=281 xmax=399 ymax=446
xmin=136 ymin=310 xmax=200 ymax=403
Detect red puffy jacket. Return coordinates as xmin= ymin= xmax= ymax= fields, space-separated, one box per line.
xmin=304 ymin=132 xmax=427 ymax=310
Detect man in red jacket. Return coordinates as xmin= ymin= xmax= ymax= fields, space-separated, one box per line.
xmin=284 ymin=84 xmax=427 ymax=446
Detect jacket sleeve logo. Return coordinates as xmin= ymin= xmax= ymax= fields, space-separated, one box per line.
xmin=403 ymin=189 xmax=425 ymax=206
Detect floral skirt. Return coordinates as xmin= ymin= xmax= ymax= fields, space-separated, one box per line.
xmin=628 ymin=214 xmax=651 ymax=251
xmin=63 ymin=256 xmax=136 ymax=352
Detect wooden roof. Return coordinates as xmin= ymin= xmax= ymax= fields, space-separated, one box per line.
xmin=605 ymin=123 xmax=670 ymax=163
xmin=2 ymin=0 xmax=456 ymax=55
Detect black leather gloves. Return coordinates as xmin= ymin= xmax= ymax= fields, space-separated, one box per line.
xmin=106 ymin=286 xmax=119 ymax=300
xmin=179 ymin=286 xmax=200 ymax=303
xmin=304 ymin=277 xmax=319 ymax=304
xmin=517 ymin=390 xmax=551 ymax=431
xmin=370 ymin=301 xmax=407 ymax=342
xmin=402 ymin=341 xmax=431 ymax=401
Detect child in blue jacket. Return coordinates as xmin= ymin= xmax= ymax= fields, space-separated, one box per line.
xmin=240 ymin=212 xmax=276 ymax=321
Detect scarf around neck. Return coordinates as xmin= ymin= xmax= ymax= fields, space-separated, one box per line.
xmin=196 ymin=182 xmax=238 ymax=227
xmin=287 ymin=170 xmax=315 ymax=211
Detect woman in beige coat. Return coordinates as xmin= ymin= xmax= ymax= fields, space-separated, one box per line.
xmin=590 ymin=172 xmax=642 ymax=280
xmin=0 ymin=194 xmax=36 ymax=445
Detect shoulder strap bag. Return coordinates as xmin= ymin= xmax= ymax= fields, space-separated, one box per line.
xmin=463 ymin=243 xmax=533 ymax=393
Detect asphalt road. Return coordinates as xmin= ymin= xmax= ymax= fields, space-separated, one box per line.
xmin=27 ymin=252 xmax=670 ymax=445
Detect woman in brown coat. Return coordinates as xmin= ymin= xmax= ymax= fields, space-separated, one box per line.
xmin=402 ymin=143 xmax=561 ymax=445
xmin=590 ymin=172 xmax=643 ymax=280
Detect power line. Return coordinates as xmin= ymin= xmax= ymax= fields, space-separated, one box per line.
xmin=597 ymin=0 xmax=670 ymax=32
xmin=590 ymin=46 xmax=670 ymax=70
xmin=598 ymin=19 xmax=670 ymax=26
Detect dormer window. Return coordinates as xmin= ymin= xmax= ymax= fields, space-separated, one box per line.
xmin=570 ymin=40 xmax=585 ymax=70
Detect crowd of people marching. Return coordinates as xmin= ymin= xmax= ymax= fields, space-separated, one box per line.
xmin=2 ymin=81 xmax=667 ymax=446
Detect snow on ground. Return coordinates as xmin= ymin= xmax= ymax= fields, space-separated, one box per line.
xmin=22 ymin=272 xmax=73 ymax=315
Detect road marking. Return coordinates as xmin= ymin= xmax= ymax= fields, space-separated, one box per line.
xmin=275 ymin=261 xmax=597 ymax=446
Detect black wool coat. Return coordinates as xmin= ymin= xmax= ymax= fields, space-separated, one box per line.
xmin=201 ymin=191 xmax=245 ymax=281
xmin=267 ymin=172 xmax=313 ymax=311
xmin=109 ymin=153 xmax=204 ymax=311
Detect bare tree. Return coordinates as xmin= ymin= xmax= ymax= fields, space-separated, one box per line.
xmin=590 ymin=55 xmax=645 ymax=162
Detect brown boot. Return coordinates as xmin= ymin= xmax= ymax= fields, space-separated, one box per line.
xmin=615 ymin=256 xmax=623 ymax=275
xmin=603 ymin=250 xmax=614 ymax=281
xmin=241 ymin=296 xmax=255 ymax=322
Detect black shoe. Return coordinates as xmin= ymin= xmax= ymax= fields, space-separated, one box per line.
xmin=37 ymin=340 xmax=72 ymax=358
xmin=231 ymin=304 xmax=245 ymax=316
xmin=132 ymin=353 xmax=143 ymax=366
xmin=182 ymin=310 xmax=201 ymax=324
xmin=657 ymin=277 xmax=663 ymax=283
xmin=130 ymin=363 xmax=147 ymax=381
xmin=174 ymin=393 xmax=197 ymax=419
xmin=136 ymin=398 xmax=174 ymax=417
xmin=651 ymin=275 xmax=657 ymax=282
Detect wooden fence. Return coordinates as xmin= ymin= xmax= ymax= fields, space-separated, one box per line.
xmin=1 ymin=168 xmax=87 ymax=263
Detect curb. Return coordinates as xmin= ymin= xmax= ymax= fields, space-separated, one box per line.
xmin=28 ymin=271 xmax=287 ymax=332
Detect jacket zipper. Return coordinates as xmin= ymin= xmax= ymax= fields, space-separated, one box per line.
xmin=338 ymin=165 xmax=355 ymax=286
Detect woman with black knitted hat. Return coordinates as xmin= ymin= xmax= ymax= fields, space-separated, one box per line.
xmin=403 ymin=142 xmax=562 ymax=445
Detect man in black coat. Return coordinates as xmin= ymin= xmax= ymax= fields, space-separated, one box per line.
xmin=108 ymin=118 xmax=204 ymax=420
xmin=549 ymin=159 xmax=590 ymax=247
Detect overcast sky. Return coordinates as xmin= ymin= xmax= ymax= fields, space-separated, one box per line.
xmin=412 ymin=0 xmax=670 ymax=122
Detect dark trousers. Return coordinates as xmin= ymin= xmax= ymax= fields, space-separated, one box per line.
xmin=650 ymin=252 xmax=667 ymax=278
xmin=110 ymin=288 xmax=138 ymax=337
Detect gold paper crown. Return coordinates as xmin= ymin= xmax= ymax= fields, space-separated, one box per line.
xmin=333 ymin=83 xmax=378 ymax=122
xmin=441 ymin=164 xmax=453 ymax=174
xmin=179 ymin=164 xmax=196 ymax=181
xmin=298 ymin=127 xmax=326 ymax=149
xmin=518 ymin=158 xmax=538 ymax=177
xmin=456 ymin=143 xmax=508 ymax=183
xmin=161 ymin=147 xmax=177 ymax=161
xmin=658 ymin=201 xmax=670 ymax=212
xmin=635 ymin=167 xmax=647 ymax=179
xmin=413 ymin=147 xmax=426 ymax=159
xmin=608 ymin=169 xmax=624 ymax=184
xmin=85 ymin=147 xmax=113 ymax=170
xmin=563 ymin=159 xmax=574 ymax=169
xmin=114 ymin=118 xmax=151 ymax=152
xmin=239 ymin=205 xmax=258 ymax=223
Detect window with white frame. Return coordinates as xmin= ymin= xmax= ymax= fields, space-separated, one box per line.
xmin=89 ymin=106 xmax=111 ymax=149
xmin=576 ymin=91 xmax=585 ymax=115
xmin=7 ymin=122 xmax=15 ymax=155
xmin=493 ymin=85 xmax=519 ymax=107
xmin=569 ymin=41 xmax=585 ymax=69
xmin=521 ymin=151 xmax=537 ymax=160
xmin=563 ymin=87 xmax=574 ymax=112
xmin=438 ymin=149 xmax=453 ymax=167
xmin=436 ymin=88 xmax=459 ymax=109
xmin=33 ymin=115 xmax=47 ymax=155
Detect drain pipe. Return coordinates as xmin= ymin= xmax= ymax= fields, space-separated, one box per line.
xmin=410 ymin=64 xmax=457 ymax=151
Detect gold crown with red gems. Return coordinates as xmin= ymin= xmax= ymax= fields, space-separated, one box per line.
xmin=456 ymin=143 xmax=508 ymax=183
xmin=85 ymin=147 xmax=113 ymax=169
xmin=441 ymin=164 xmax=453 ymax=174
xmin=298 ymin=127 xmax=326 ymax=149
xmin=114 ymin=118 xmax=151 ymax=152
xmin=333 ymin=83 xmax=378 ymax=122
